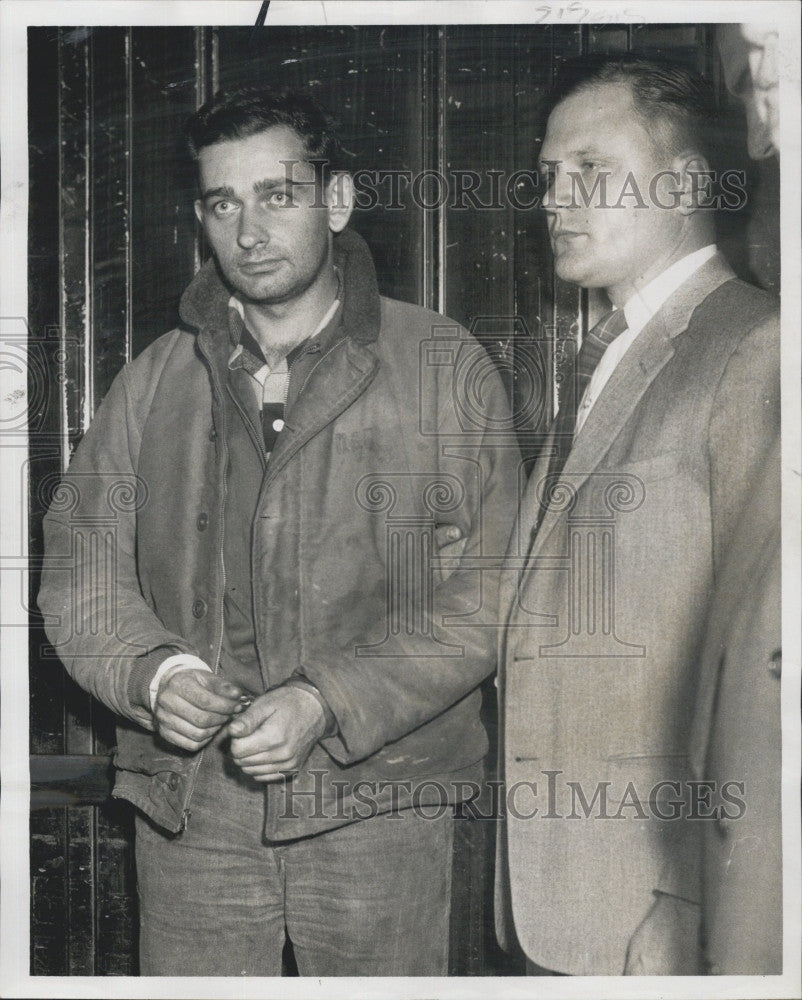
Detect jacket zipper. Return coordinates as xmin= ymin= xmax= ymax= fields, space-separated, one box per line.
xmin=180 ymin=361 xmax=230 ymax=831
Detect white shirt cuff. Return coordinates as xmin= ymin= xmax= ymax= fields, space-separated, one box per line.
xmin=148 ymin=654 xmax=212 ymax=712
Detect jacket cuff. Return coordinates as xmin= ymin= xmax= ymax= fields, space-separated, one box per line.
xmin=127 ymin=645 xmax=184 ymax=716
xmin=284 ymin=674 xmax=338 ymax=737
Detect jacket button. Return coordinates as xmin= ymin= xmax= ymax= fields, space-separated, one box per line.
xmin=208 ymin=427 xmax=217 ymax=441
xmin=167 ymin=773 xmax=181 ymax=790
xmin=768 ymin=649 xmax=781 ymax=678
xmin=196 ymin=513 xmax=209 ymax=531
xmin=192 ymin=598 xmax=206 ymax=618
xmin=715 ymin=814 xmax=733 ymax=838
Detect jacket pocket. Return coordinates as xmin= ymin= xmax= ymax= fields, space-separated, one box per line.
xmin=112 ymin=744 xmax=186 ymax=776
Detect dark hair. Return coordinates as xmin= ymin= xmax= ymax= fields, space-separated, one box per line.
xmin=186 ymin=86 xmax=345 ymax=176
xmin=547 ymin=55 xmax=717 ymax=162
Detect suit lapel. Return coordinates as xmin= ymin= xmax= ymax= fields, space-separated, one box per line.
xmin=527 ymin=253 xmax=735 ymax=561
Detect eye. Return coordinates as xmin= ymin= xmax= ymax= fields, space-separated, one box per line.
xmin=212 ymin=200 xmax=238 ymax=217
xmin=581 ymin=161 xmax=598 ymax=173
xmin=267 ymin=190 xmax=294 ymax=207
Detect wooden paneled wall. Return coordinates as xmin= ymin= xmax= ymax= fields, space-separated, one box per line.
xmin=28 ymin=23 xmax=762 ymax=976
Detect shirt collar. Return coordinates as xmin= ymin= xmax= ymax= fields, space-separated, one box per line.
xmin=622 ymin=244 xmax=718 ymax=336
xmin=227 ymin=267 xmax=342 ymax=375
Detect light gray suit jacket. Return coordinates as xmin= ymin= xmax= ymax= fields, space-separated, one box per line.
xmin=495 ymin=254 xmax=780 ymax=974
xmin=690 ymin=438 xmax=782 ymax=974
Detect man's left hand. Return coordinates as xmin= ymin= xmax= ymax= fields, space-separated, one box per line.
xmin=623 ymin=894 xmax=702 ymax=975
xmin=226 ymin=686 xmax=327 ymax=781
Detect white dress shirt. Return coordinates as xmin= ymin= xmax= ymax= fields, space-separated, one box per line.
xmin=574 ymin=244 xmax=718 ymax=436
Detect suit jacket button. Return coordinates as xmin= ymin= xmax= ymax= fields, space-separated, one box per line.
xmin=768 ymin=648 xmax=781 ymax=678
xmin=167 ymin=773 xmax=181 ymax=791
xmin=196 ymin=513 xmax=209 ymax=531
xmin=715 ymin=813 xmax=733 ymax=837
xmin=192 ymin=598 xmax=206 ymax=618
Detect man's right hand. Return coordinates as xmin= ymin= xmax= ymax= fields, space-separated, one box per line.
xmin=153 ymin=670 xmax=249 ymax=752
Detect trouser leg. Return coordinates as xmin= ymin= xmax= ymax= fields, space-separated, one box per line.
xmin=282 ymin=806 xmax=454 ymax=976
xmin=135 ymin=738 xmax=285 ymax=976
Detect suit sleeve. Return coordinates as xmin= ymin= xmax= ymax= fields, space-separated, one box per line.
xmin=303 ymin=352 xmax=522 ymax=764
xmin=36 ymin=363 xmax=200 ymax=730
xmin=707 ymin=309 xmax=781 ymax=579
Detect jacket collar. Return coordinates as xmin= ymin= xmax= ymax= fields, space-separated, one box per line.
xmin=179 ymin=227 xmax=382 ymax=353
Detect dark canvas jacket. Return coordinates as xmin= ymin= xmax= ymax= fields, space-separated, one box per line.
xmin=38 ymin=229 xmax=521 ymax=838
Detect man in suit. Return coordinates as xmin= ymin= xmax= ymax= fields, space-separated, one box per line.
xmin=496 ymin=56 xmax=780 ymax=975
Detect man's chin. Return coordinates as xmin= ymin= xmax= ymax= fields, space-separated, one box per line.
xmin=227 ymin=275 xmax=292 ymax=306
xmin=553 ymin=256 xmax=590 ymax=285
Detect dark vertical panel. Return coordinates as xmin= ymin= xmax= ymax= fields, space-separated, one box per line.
xmin=94 ymin=802 xmax=138 ymax=975
xmin=28 ymin=24 xmax=70 ymax=977
xmin=130 ymin=28 xmax=199 ymax=356
xmin=28 ymin=24 xmax=66 ymax=760
xmin=30 ymin=809 xmax=69 ymax=974
xmin=442 ymin=26 xmax=517 ymax=328
xmin=420 ymin=25 xmax=444 ymax=312
xmin=89 ymin=28 xmax=130 ymax=405
xmin=213 ymin=26 xmax=426 ymax=305
xmin=58 ymin=27 xmax=91 ymax=453
xmin=56 ymin=29 xmax=98 ymax=976
xmin=512 ymin=25 xmax=569 ymax=444
xmin=549 ymin=26 xmax=584 ymax=421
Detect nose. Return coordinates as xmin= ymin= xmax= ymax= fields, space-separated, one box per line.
xmin=541 ymin=162 xmax=573 ymax=213
xmin=236 ymin=203 xmax=269 ymax=250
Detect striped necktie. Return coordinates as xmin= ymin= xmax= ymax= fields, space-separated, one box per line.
xmin=524 ymin=307 xmax=629 ymax=560
xmin=540 ymin=306 xmax=629 ymax=513
xmin=574 ymin=306 xmax=629 ymax=421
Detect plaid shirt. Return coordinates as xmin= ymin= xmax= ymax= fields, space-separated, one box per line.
xmin=226 ymin=275 xmax=341 ymax=451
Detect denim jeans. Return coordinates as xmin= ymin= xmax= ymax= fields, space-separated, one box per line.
xmin=135 ymin=735 xmax=454 ymax=976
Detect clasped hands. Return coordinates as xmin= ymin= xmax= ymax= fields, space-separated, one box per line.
xmin=152 ymin=668 xmax=328 ymax=781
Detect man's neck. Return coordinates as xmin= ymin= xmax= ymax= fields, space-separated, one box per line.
xmin=241 ymin=267 xmax=339 ymax=369
xmin=606 ymin=232 xmax=713 ymax=309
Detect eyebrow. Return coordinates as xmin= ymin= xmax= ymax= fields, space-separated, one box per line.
xmin=252 ymin=177 xmax=297 ymax=196
xmin=200 ymin=178 xmax=301 ymax=201
xmin=537 ymin=149 xmax=614 ymax=169
xmin=200 ymin=185 xmax=236 ymax=201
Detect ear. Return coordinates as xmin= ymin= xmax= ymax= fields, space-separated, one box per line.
xmin=194 ymin=200 xmax=204 ymax=225
xmin=326 ymin=172 xmax=354 ymax=233
xmin=672 ymin=152 xmax=714 ymax=216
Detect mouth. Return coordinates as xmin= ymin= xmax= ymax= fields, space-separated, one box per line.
xmin=550 ymin=231 xmax=587 ymax=252
xmin=239 ymin=258 xmax=284 ymax=274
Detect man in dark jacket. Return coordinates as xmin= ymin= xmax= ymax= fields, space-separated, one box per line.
xmin=38 ymin=88 xmax=520 ymax=976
